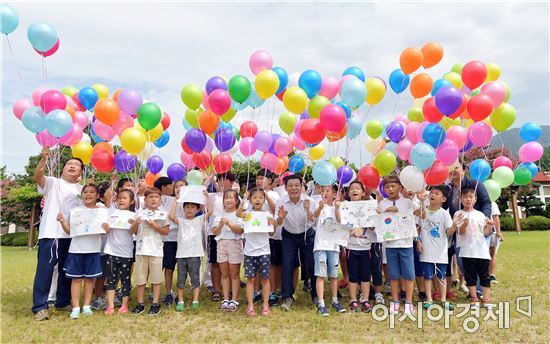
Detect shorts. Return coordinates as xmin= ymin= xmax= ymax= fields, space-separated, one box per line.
xmin=314 ymin=250 xmax=339 ymax=279
xmin=135 ymin=255 xmax=163 ymax=285
xmin=386 ymin=247 xmax=415 ymax=280
xmin=163 ymin=241 xmax=178 ymax=270
xmin=462 ymin=257 xmax=490 ymax=288
xmin=269 ymin=239 xmax=282 ymax=266
xmin=346 ymin=249 xmax=371 ymax=283
xmin=413 ymin=244 xmax=423 ymax=277
xmin=208 ymin=235 xmax=218 ymax=264
xmin=177 ymin=257 xmax=201 ymax=289
xmin=64 ymin=252 xmax=102 ymax=279
xmin=216 ymin=239 xmax=243 ymax=264
xmin=421 ymin=262 xmax=448 ymax=280
xmin=244 ymin=254 xmax=271 ymax=279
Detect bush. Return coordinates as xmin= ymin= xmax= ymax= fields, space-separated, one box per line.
xmin=0 ymin=232 xmax=31 ymax=246
xmin=499 ymin=215 xmax=550 ymax=231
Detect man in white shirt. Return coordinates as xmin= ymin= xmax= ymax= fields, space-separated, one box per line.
xmin=32 ymin=147 xmax=83 ymax=321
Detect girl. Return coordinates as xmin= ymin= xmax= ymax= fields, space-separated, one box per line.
xmin=102 ymin=189 xmax=136 ymax=315
xmin=173 ymin=179 xmax=187 ymax=199
xmin=212 ymin=190 xmax=244 ymax=312
xmin=57 ymin=184 xmax=107 ymax=319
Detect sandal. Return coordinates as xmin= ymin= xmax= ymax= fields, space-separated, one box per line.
xmin=261 ymin=306 xmax=271 ymax=316
xmin=246 ymin=307 xmax=256 ymax=317
xmin=211 ymin=292 xmax=221 ymax=302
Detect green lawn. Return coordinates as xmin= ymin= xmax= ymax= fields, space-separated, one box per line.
xmin=1 ymin=231 xmax=549 ymax=343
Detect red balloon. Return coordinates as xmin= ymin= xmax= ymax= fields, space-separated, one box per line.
xmin=35 ymin=39 xmax=60 ymax=57
xmin=91 ymin=150 xmax=114 ymax=173
xmin=467 ymin=94 xmax=493 ymax=122
xmin=461 ymin=61 xmax=487 ymax=90
xmin=71 ymin=93 xmax=85 ymax=112
xmin=276 ymin=89 xmax=286 ymax=101
xmin=424 ymin=160 xmax=448 ymax=186
xmin=358 ymin=164 xmax=380 ymax=190
xmin=214 ymin=153 xmax=232 ymax=174
xmin=181 ymin=137 xmax=193 ymax=154
xmin=422 ymin=97 xmax=444 ymax=123
xmin=240 ymin=121 xmax=258 ymax=138
xmin=299 ymin=118 xmax=326 ymax=145
xmin=193 ymin=150 xmax=212 ymax=170
xmin=449 ymin=93 xmax=469 ymax=119
xmin=161 ymin=112 xmax=171 ymax=130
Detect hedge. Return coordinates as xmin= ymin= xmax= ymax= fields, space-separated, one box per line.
xmin=1 ymin=232 xmax=31 ymax=246
xmin=500 ymin=216 xmax=550 ymax=231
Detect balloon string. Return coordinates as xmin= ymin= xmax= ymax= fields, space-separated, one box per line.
xmin=4 ymin=35 xmax=22 ymax=81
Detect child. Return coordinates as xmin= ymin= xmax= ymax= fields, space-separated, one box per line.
xmin=454 ymin=188 xmax=494 ymax=308
xmin=212 ymin=189 xmax=244 ymax=312
xmin=56 ymin=184 xmax=106 ymax=319
xmin=102 ymin=189 xmax=136 ymax=315
xmin=241 ymin=188 xmax=275 ymax=316
xmin=489 ymin=201 xmax=503 ymax=283
xmin=416 ymin=185 xmax=455 ymax=310
xmin=313 ymin=185 xmax=345 ymax=316
xmin=130 ymin=187 xmax=169 ymax=316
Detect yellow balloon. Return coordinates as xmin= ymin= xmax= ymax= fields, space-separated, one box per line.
xmin=120 ymin=127 xmax=147 ymax=155
xmin=136 ymin=143 xmax=154 ymax=161
xmin=185 ymin=108 xmax=201 ymax=128
xmin=283 ymin=86 xmax=308 ymax=114
xmin=443 ymin=72 xmax=463 ymax=89
xmin=147 ymin=123 xmax=163 ymax=142
xmin=71 ymin=141 xmax=93 ymax=165
xmin=92 ymin=84 xmax=109 ymax=99
xmin=133 ymin=120 xmax=147 ymax=134
xmin=309 ymin=144 xmax=325 ymax=161
xmin=328 ymin=156 xmax=344 ymax=169
xmin=255 ymin=70 xmax=280 ymax=99
xmin=486 ymin=62 xmax=501 ymax=82
xmin=439 ymin=116 xmax=460 ymax=130
xmin=365 ymin=78 xmax=386 ymax=105
xmin=365 ymin=137 xmax=386 ymax=155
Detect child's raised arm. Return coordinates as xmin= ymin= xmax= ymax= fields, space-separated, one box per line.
xmin=236 ymin=192 xmax=248 ymax=219
xmin=335 ymin=201 xmax=342 ymax=223
xmin=267 ymin=216 xmax=275 ymax=236
xmin=169 ymin=201 xmax=179 ymax=225
xmin=452 ymin=213 xmax=468 ymax=235
xmin=265 ymin=192 xmax=276 ymax=214
xmin=128 ymin=217 xmax=141 ymax=235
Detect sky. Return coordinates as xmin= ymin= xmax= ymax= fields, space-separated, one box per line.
xmin=2 ymin=1 xmax=549 ymax=174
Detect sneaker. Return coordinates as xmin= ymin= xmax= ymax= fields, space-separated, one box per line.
xmin=337 ymin=279 xmax=349 ymax=289
xmin=281 ymin=297 xmax=295 ymax=311
xmin=261 ymin=306 xmax=271 ymax=316
xmin=226 ymin=300 xmax=238 ymax=312
xmin=332 ymin=302 xmax=346 ymax=313
xmin=422 ymin=300 xmax=434 ymax=310
xmin=361 ymin=301 xmax=373 ymax=313
xmin=191 ymin=302 xmax=200 ymax=310
xmin=131 ymin=303 xmax=145 ymax=315
xmin=477 ymin=290 xmax=484 ymax=300
xmin=390 ymin=301 xmax=400 ymax=314
xmin=35 ymin=309 xmax=49 ymax=321
xmin=82 ymin=306 xmax=93 ymax=316
xmin=433 ymin=291 xmax=442 ymax=301
xmin=91 ymin=296 xmax=107 ymax=311
xmin=104 ymin=307 xmax=115 ymax=315
xmin=164 ymin=293 xmax=174 ymax=306
xmin=418 ymin=292 xmax=427 ymax=302
xmin=206 ymin=285 xmax=215 ymax=293
xmin=460 ymin=283 xmax=469 ymax=293
xmin=246 ymin=307 xmax=256 ymax=317
xmin=268 ymin=292 xmax=279 ymax=306
xmin=404 ymin=302 xmax=414 ymax=315
xmin=317 ymin=305 xmax=329 ymax=317
xmin=253 ymin=291 xmax=262 ymax=304
xmin=69 ymin=308 xmax=80 ymax=320
xmin=399 ymin=290 xmax=406 ymax=302
xmin=489 ymin=275 xmax=498 ymax=284
xmin=441 ymin=301 xmax=455 ymax=311
xmin=148 ymin=303 xmax=161 ymax=316
xmin=175 ymin=302 xmax=185 ymax=312
xmin=117 ymin=305 xmax=129 ymax=315
xmin=220 ymin=300 xmax=230 ymax=311
xmin=446 ymin=291 xmax=457 ymax=301
xmin=349 ymin=300 xmax=361 ymax=312
xmin=374 ymin=292 xmax=384 ymax=305
xmin=303 ymin=280 xmax=312 ymax=292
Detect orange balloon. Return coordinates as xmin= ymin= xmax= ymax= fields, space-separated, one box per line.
xmin=92 ymin=142 xmax=114 ymax=155
xmin=421 ymin=42 xmax=443 ymax=68
xmin=65 ymin=103 xmax=75 ymax=118
xmin=199 ymin=109 xmax=220 ymax=135
xmin=274 ymin=157 xmax=287 ymax=175
xmin=327 ymin=125 xmax=347 ymax=142
xmin=410 ymin=73 xmax=433 ymax=98
xmin=94 ymin=99 xmax=120 ymax=125
xmin=112 ymin=89 xmax=122 ymax=102
xmin=399 ymin=47 xmax=424 ymax=74
xmin=145 ymin=171 xmax=160 ymax=187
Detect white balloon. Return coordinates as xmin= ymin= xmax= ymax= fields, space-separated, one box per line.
xmin=399 ymin=165 xmax=425 ymax=193
xmin=137 ymin=142 xmax=154 ymax=161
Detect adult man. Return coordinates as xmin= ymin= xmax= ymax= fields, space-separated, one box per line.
xmin=275 ymin=175 xmax=316 ymax=310
xmin=32 ymin=147 xmax=83 ymax=320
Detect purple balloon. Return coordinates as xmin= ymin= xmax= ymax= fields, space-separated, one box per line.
xmin=185 ymin=128 xmax=207 ymax=153
xmin=254 ymin=130 xmax=273 ymax=152
xmin=268 ymin=134 xmax=281 ymax=155
xmin=117 ymin=89 xmax=143 ymax=115
xmin=435 ymin=86 xmax=462 ymax=116
xmin=214 ymin=128 xmax=236 ymax=152
xmin=337 ymin=165 xmax=354 ymax=184
xmin=114 ymin=150 xmax=137 ymax=173
xmin=300 ymin=111 xmax=309 ymax=120
xmin=386 ymin=121 xmax=405 ymax=143
xmin=205 ymin=76 xmax=227 ymax=95
xmin=167 ymin=163 xmax=186 ymax=181
xmin=378 ymin=180 xmax=388 ymax=198
xmin=146 ymin=155 xmax=164 ymax=174
xmin=294 ymin=119 xmax=305 ymax=136
xmin=460 ymin=139 xmax=474 ymax=153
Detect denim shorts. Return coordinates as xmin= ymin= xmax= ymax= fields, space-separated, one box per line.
xmin=314 ymin=250 xmax=339 ymax=278
xmin=386 ymin=247 xmax=415 ymax=280
xmin=421 ymin=262 xmax=448 ymax=280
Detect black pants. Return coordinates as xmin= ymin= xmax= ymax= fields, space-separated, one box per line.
xmin=462 ymin=257 xmax=490 ymax=288
xmin=281 ymin=228 xmax=316 ymax=300
xmin=104 ymin=255 xmax=133 ymax=297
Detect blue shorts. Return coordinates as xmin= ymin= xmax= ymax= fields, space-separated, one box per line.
xmin=386 ymin=247 xmax=415 ymax=280
xmin=64 ymin=252 xmax=102 ymax=279
xmin=244 ymin=255 xmax=271 ymax=279
xmin=314 ymin=250 xmax=339 ymax=278
xmin=421 ymin=262 xmax=448 ymax=280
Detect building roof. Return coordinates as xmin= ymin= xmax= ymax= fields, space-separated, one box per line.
xmin=533 ymin=172 xmax=550 ymax=183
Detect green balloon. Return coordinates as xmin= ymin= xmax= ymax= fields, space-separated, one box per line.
xmin=186 ymin=170 xmax=204 ymax=185
xmin=451 ymin=63 xmax=463 ymax=74
xmin=279 ymin=112 xmax=298 ymax=135
xmin=137 ymin=102 xmax=162 ymax=130
xmin=483 ymin=179 xmax=501 ymax=202
xmin=185 ymin=108 xmax=200 ymax=128
xmin=500 ymin=81 xmax=511 ymax=102
xmin=514 ymin=167 xmax=532 ymax=186
xmin=307 ymin=95 xmax=330 ymax=119
xmin=328 ymin=156 xmax=344 ymax=169
xmin=373 ymin=149 xmax=396 ymax=176
xmin=228 ymin=75 xmax=251 ymax=104
xmin=492 ymin=166 xmax=514 ymax=188
xmin=62 ymin=85 xmax=78 ymax=97
xmin=407 ymin=106 xmax=423 ymax=122
xmin=470 ymin=89 xmax=481 ymax=97
xmin=366 ymin=120 xmax=383 ymax=139
xmin=181 ymin=84 xmax=203 ymax=110
xmin=221 ymin=107 xmax=237 ymax=123
xmin=490 ymin=103 xmax=516 ymax=132
xmin=233 ymin=126 xmax=240 ymax=141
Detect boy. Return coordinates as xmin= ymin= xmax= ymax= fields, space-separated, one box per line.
xmin=130 ymin=188 xmax=169 ymax=315
xmin=416 ymin=185 xmax=455 ymax=310
xmin=453 ymin=188 xmax=494 ymax=309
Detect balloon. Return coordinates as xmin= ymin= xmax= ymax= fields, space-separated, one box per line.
xmin=308 ymin=96 xmax=330 ymax=119
xmin=239 ymin=137 xmax=257 ymax=157
xmin=386 ymin=121 xmax=405 ymax=143
xmin=292 ymin=135 xmax=306 ymax=151
xmin=411 ymin=143 xmax=436 ymax=170
xmin=247 ymin=85 xmax=265 ymax=109
xmin=240 ymin=121 xmax=258 ymax=138
xmin=226 ymin=75 xmax=251 ymax=104
xmin=489 ymin=103 xmax=515 ymax=132
xmin=214 ymin=127 xmax=236 ymax=152
xmin=114 ymin=150 xmax=137 ymax=173
xmin=220 ymin=107 xmax=236 ymax=123
xmin=491 ymin=157 xmax=513 ymax=171
xmin=279 ymin=112 xmax=298 ymax=135
xmin=186 ymin=170 xmax=204 ymax=185
xmin=340 ymin=77 xmax=366 ymax=107
xmin=298 ymin=70 xmax=322 ymax=98
xmin=137 ymin=102 xmax=161 ymax=130
xmin=93 ymin=98 xmax=120 ymax=125
xmin=317 ymin=76 xmax=339 ymax=100
xmin=272 ymin=66 xmax=288 ymax=94
xmin=431 ymin=79 xmax=452 ymax=97
xmin=89 ymin=149 xmax=114 ymax=172
xmin=365 ymin=137 xmax=386 ymax=155
xmin=283 ymin=86 xmax=308 ymax=114
xmin=180 ymin=151 xmax=195 ymax=170
xmin=184 ymin=128 xmax=207 ymax=153
xmin=461 ymin=61 xmax=487 ymax=90
xmin=39 ymin=90 xmax=67 ymax=114
xmin=27 ymin=22 xmax=57 ymax=52
xmin=345 ymin=116 xmax=362 ymax=139
xmin=389 ymin=69 xmax=410 ymax=94
xmin=421 ymin=42 xmax=443 ymax=68
xmin=146 ymin=155 xmax=164 ymax=174
xmin=212 ymin=153 xmax=231 ymax=174
xmin=365 ymin=78 xmax=386 ymax=105
xmin=435 ymin=139 xmax=459 ymax=166
xmin=443 ymin=72 xmax=463 ymax=89
xmin=421 ymin=97 xmax=444 ymax=123
xmin=445 ymin=126 xmax=467 ymax=149
xmin=337 ymin=166 xmax=354 ymax=185
xmin=513 ymin=167 xmax=532 ymax=186
xmin=451 ymin=63 xmax=464 ymax=74
xmin=423 ymin=160 xmax=448 ymax=186
xmin=181 ymin=84 xmax=203 ymax=110
xmin=394 ymin=139 xmax=413 ymax=161
xmin=76 ymin=87 xmax=98 ymax=111
xmin=120 ymin=127 xmax=147 ymax=155
xmin=519 ymin=141 xmax=544 ymax=163
xmin=35 ymin=130 xmax=58 ymax=147
xmin=358 ymin=165 xmax=380 ymax=189
xmin=399 ymin=166 xmax=425 ymax=192
xmin=112 ymin=112 xmax=133 ymax=136
xmin=422 ymin=123 xmax=446 ymax=148
xmin=31 ymin=88 xmax=48 ymax=106
xmin=255 ymin=70 xmax=280 ymax=99
xmin=260 ymin=153 xmax=278 ymax=172
xmin=72 ymin=141 xmax=93 ymax=164
xmin=366 ymin=119 xmax=383 ymax=139
xmin=59 ymin=124 xmax=83 ymax=146
xmin=204 ymin=76 xmax=226 ymax=96
xmin=91 ymin=84 xmax=109 ymax=99
xmin=483 ymin=179 xmax=501 ymax=202
xmin=249 ymin=50 xmax=273 ymax=75
xmin=342 ymin=66 xmax=365 ymax=82
xmin=44 ymin=109 xmax=72 ymax=137
xmin=326 ymin=126 xmax=347 ymax=142
xmin=299 ymin=118 xmax=326 ymax=145
xmin=1 ymin=4 xmax=19 ymax=34
xmin=373 ymin=150 xmax=396 ymax=176
xmin=12 ymin=99 xmax=33 ymax=120
xmin=273 ymin=137 xmax=291 ymax=157
xmin=319 ymin=104 xmax=346 ymax=132
xmin=520 ymin=162 xmax=539 ymax=178
xmin=492 ymin=166 xmax=514 ymax=188
xmin=336 ymin=102 xmax=351 ymax=119
xmin=467 ymin=94 xmax=493 ymax=122
xmin=167 ymin=163 xmax=187 ymax=181
xmin=254 ymin=131 xmax=272 ymax=152
xmin=470 ymin=159 xmax=491 ymax=182
xmin=468 ymin=121 xmax=492 ymax=147
xmin=208 ymin=89 xmax=232 ymax=115
xmin=91 ymin=120 xmax=113 ymax=141
xmin=117 ymin=89 xmax=143 ymax=115
xmin=145 ymin=171 xmax=160 ymax=187
xmin=400 ymin=47 xmax=423 ymax=74
xmin=153 ymin=130 xmax=170 ymax=148
xmin=193 ymin=150 xmax=212 ymax=170
xmin=328 ymin=156 xmax=345 ymax=170
xmin=312 ymin=161 xmax=337 ymax=186
xmin=519 ymin=122 xmax=542 ymax=142
xmin=410 ymin=73 xmax=433 ymax=98
xmin=434 ymin=86 xmax=462 ymax=116
xmin=405 ymin=122 xmax=421 ymax=144
xmin=481 ymin=81 xmax=506 ymax=108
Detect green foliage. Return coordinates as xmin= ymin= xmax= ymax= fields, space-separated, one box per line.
xmin=499 ymin=215 xmax=550 ymax=231
xmin=0 ymin=232 xmax=32 ymax=246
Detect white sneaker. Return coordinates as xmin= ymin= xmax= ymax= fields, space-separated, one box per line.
xmin=390 ymin=301 xmax=400 ymax=314
xmin=375 ymin=292 xmax=384 ymax=305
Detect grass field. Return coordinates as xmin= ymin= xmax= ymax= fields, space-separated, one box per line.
xmin=1 ymin=231 xmax=549 ymax=343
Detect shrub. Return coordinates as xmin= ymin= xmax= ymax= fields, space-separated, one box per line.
xmin=0 ymin=232 xmax=31 ymax=246
xmin=499 ymin=216 xmax=550 ymax=231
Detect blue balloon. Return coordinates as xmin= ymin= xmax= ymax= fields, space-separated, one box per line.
xmin=342 ymin=66 xmax=365 ymax=82
xmin=89 ymin=125 xmax=104 ymax=143
xmin=411 ymin=143 xmax=436 ymax=170
xmin=519 ymin=122 xmax=542 ymax=142
xmin=22 ymin=106 xmax=45 ymax=133
xmin=232 ymin=99 xmax=248 ymax=111
xmin=78 ymin=87 xmax=99 ymax=110
xmin=470 ymin=159 xmax=491 ymax=182
xmin=519 ymin=162 xmax=539 ymax=178
xmin=336 ymin=101 xmax=351 ymax=119
xmin=306 ymin=142 xmax=318 ymax=148
xmin=288 ymin=155 xmax=305 ymax=173
xmin=431 ymin=79 xmax=452 ymax=96
xmin=45 ymin=109 xmax=72 ymax=137
xmin=340 ymin=78 xmax=366 ymax=107
xmin=385 ymin=142 xmax=398 ymax=156
xmin=247 ymin=85 xmax=265 ymax=109
xmin=182 ymin=117 xmax=192 ymax=131
xmin=1 ymin=4 xmax=19 ymax=34
xmin=389 ymin=69 xmax=410 ymax=94
xmin=154 ymin=131 xmax=170 ymax=148
xmin=422 ymin=123 xmax=446 ymax=148
xmin=346 ymin=116 xmax=362 ymax=139
xmin=298 ymin=70 xmax=322 ymax=98
xmin=272 ymin=66 xmax=288 ymax=94
xmin=27 ymin=22 xmax=58 ymax=52
xmin=312 ymin=160 xmax=337 ymax=186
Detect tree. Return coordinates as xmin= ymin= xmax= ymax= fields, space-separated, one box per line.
xmin=540 ymin=146 xmax=550 ymax=172
xmin=516 ymin=182 xmax=545 ymax=217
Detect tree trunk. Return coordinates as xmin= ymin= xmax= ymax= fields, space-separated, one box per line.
xmin=511 ymin=193 xmax=521 ymax=234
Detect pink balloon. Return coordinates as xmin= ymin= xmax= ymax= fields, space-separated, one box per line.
xmin=481 ymin=81 xmax=506 ymax=108
xmin=36 ymin=130 xmax=59 ymax=147
xmin=436 ymin=139 xmax=459 ymax=165
xmin=13 ymin=99 xmax=33 ymax=120
xmin=446 ymin=126 xmax=468 ymax=149
xmin=73 ymin=111 xmax=89 ymax=129
xmin=320 ymin=104 xmax=346 ymax=132
xmin=112 ymin=112 xmax=134 ymax=136
xmin=59 ymin=124 xmax=83 ymax=146
xmin=519 ymin=141 xmax=544 ymax=163
xmin=180 ymin=151 xmax=196 ymax=170
xmin=416 ymin=121 xmax=429 ymax=143
xmin=40 ymin=90 xmax=67 ymax=114
xmin=65 ymin=95 xmax=75 ymax=108
xmin=274 ymin=137 xmax=292 ymax=157
xmin=239 ymin=137 xmax=257 ymax=157
xmin=201 ymin=90 xmax=210 ymax=110
xmin=249 ymin=50 xmax=273 ymax=75
xmin=204 ymin=137 xmax=214 ymax=153
xmin=395 ymin=115 xmax=410 ymax=126
xmin=292 ymin=135 xmax=306 ymax=151
xmin=34 ymin=39 xmax=60 ymax=57
xmin=318 ymin=76 xmax=339 ymax=100
xmin=208 ymin=89 xmax=231 ymax=115
xmin=405 ymin=122 xmax=420 ymax=144
xmin=294 ymin=119 xmax=305 ymax=137
xmin=468 ymin=121 xmax=493 ymax=147
xmin=32 ymin=88 xmax=48 ymax=106
xmin=260 ymin=152 xmax=278 ymax=172
xmin=493 ymin=156 xmax=513 ymax=169
xmin=93 ymin=120 xmax=115 ymax=141
xmin=396 ymin=139 xmax=414 ymax=161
